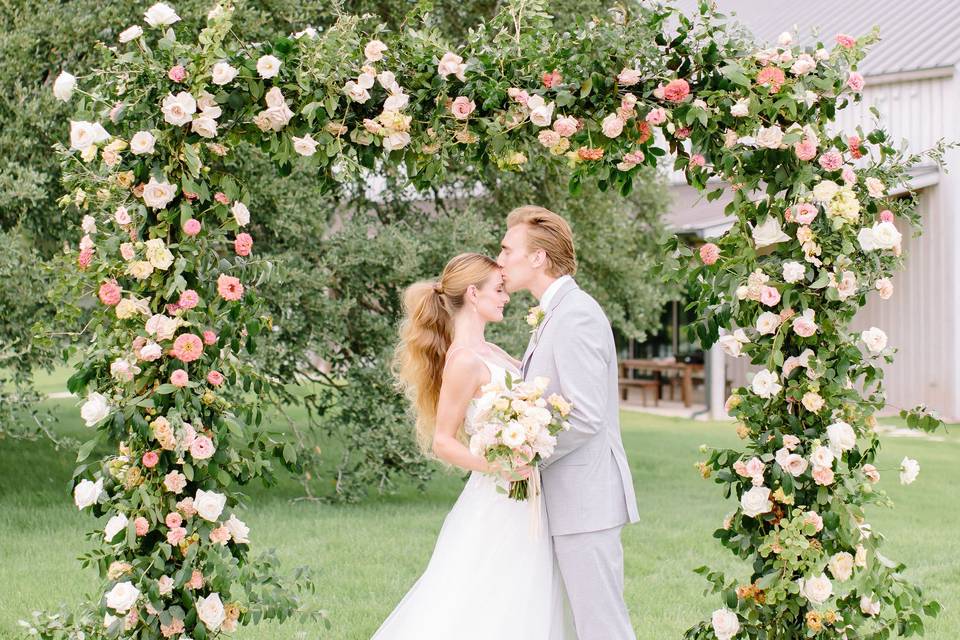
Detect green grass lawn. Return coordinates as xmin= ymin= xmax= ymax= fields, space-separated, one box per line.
xmin=1 ymin=384 xmax=957 ymax=639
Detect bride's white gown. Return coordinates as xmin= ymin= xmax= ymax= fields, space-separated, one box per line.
xmin=371 ymin=355 xmax=575 ymax=640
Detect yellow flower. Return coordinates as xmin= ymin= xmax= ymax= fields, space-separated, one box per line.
xmin=526 ymin=305 xmax=545 ymax=329
xmin=805 ymin=611 xmax=823 ymax=632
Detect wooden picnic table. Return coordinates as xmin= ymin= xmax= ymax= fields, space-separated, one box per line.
xmin=619 ymin=358 xmax=704 ymax=408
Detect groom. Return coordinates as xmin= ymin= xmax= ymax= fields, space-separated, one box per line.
xmin=497 ymin=205 xmax=640 ymax=640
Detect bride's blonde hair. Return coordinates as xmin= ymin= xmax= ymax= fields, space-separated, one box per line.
xmin=393 ymin=253 xmax=500 ymax=453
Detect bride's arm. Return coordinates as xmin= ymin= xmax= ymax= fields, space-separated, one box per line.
xmin=484 ymin=341 xmax=521 ymax=370
xmin=432 ymin=354 xmax=495 ymax=474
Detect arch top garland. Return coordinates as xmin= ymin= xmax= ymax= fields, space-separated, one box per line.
xmin=31 ymin=0 xmax=949 ymax=638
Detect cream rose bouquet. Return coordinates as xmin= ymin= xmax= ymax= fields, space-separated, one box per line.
xmin=466 ymin=374 xmax=572 ymax=501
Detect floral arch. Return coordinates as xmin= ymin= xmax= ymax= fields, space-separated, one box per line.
xmin=33 ymin=0 xmax=947 ymax=638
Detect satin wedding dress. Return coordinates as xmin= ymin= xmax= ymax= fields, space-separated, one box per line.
xmin=371 ymin=354 xmax=575 ymax=640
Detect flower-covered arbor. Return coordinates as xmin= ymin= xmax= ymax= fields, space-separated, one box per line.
xmin=32 ymin=0 xmax=947 ymax=638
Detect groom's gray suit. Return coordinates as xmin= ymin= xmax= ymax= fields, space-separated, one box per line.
xmin=522 ymin=277 xmax=639 ymax=640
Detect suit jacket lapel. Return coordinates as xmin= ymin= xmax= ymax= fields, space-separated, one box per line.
xmin=522 ymin=279 xmax=579 ymax=376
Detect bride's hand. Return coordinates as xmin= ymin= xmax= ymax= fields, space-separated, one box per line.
xmin=486 ymin=459 xmax=533 ymax=482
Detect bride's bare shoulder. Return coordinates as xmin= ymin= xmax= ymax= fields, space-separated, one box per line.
xmin=484 ymin=341 xmax=519 ymax=363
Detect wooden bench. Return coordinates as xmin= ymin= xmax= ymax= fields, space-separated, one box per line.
xmin=618 ymin=378 xmax=660 ymax=406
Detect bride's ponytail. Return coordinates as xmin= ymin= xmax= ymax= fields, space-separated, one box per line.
xmin=393 ymin=253 xmax=499 ymax=453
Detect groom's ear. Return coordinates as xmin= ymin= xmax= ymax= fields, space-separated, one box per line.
xmin=530 ymin=248 xmax=548 ymax=270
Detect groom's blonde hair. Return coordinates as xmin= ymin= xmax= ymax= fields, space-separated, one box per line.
xmin=505 ymin=205 xmax=577 ymax=277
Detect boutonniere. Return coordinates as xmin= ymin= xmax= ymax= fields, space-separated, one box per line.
xmin=525 ymin=305 xmax=545 ymax=332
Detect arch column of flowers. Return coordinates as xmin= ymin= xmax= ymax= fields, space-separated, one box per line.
xmin=31 ymin=1 xmax=946 ymax=638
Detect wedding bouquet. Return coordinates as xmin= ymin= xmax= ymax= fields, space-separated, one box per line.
xmin=466 ymin=374 xmax=572 ymax=500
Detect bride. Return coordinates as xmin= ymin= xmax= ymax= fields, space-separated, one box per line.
xmin=373 ymin=252 xmax=574 ymax=639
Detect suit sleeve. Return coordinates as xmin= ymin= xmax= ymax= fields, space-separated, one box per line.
xmin=538 ymin=306 xmax=610 ymax=469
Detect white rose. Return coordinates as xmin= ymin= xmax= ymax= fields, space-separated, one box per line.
xmin=798 ymin=573 xmax=833 ymax=604
xmin=730 ymin=97 xmax=750 ymax=117
xmin=53 ymin=71 xmax=77 ymax=101
xmin=601 ymin=113 xmax=624 ymax=138
xmin=74 ymin=478 xmax=103 ymax=509
xmin=755 ymin=311 xmax=781 ymax=336
xmin=343 ymin=80 xmax=370 ymax=104
xmin=356 ymin=71 xmax=376 ymax=90
xmin=211 ymin=61 xmax=239 ymax=86
xmin=865 ymin=177 xmax=885 ymax=197
xmin=617 ymin=67 xmax=641 ymax=86
xmin=364 ymin=39 xmax=388 ymax=62
xmin=756 ymin=125 xmax=784 ymax=149
xmin=197 ymin=592 xmax=226 ymax=630
xmin=790 ymin=54 xmax=816 ymax=76
xmin=81 ymin=392 xmax=111 ymax=427
xmin=860 ymin=594 xmax=881 ymax=616
xmin=899 ymin=457 xmax=920 ymax=484
xmin=104 ymin=513 xmax=128 ymax=541
xmin=119 ymin=25 xmax=143 ymax=43
xmin=256 ymin=54 xmax=282 ymax=79
xmin=809 ymin=445 xmax=835 ymax=468
xmin=142 ymin=177 xmax=177 ymax=210
xmin=232 ymin=201 xmax=250 ymax=226
xmin=860 ymin=327 xmax=888 ymax=354
xmin=782 ymin=261 xmax=806 ymax=284
xmin=829 ymin=552 xmax=855 ymax=581
xmin=194 ymin=489 xmax=227 ymax=521
xmin=292 ymin=134 xmax=318 ymax=156
xmin=384 ymin=92 xmax=409 ymax=111
xmin=871 ymin=221 xmax=901 ymax=250
xmin=105 ymin=581 xmax=140 ymax=613
xmin=110 ymin=358 xmax=140 ymax=382
xmin=191 ymin=115 xmax=218 ymax=138
xmin=711 ymin=608 xmax=740 ymax=640
xmin=382 ymin=131 xmax=411 ymax=151
xmin=826 ymin=421 xmax=857 ymax=454
xmin=161 ymin=91 xmax=197 ymax=126
xmin=750 ymin=369 xmax=782 ymax=399
xmin=437 ymin=52 xmax=464 ymax=78
xmin=751 ymin=216 xmax=791 ymax=248
xmin=857 ymin=226 xmax=878 ymax=251
xmin=529 ymin=102 xmax=555 ymax=128
xmin=740 ymin=485 xmax=772 ymax=517
xmin=130 ymin=131 xmax=155 ymax=155
xmin=140 ymin=341 xmax=162 ymax=361
xmin=875 ymin=277 xmax=894 ymax=300
xmin=778 ymin=31 xmax=793 ymax=45
xmin=70 ymin=121 xmax=110 ymax=151
xmin=144 ymin=2 xmax=180 ymax=27
xmin=377 ymin=70 xmax=399 ymax=92
xmin=225 ymin=514 xmax=250 ymax=544
xmin=81 ymin=214 xmax=97 ymax=234
xmin=718 ymin=329 xmax=750 ymax=357
xmin=783 ymin=453 xmax=808 ymax=477
xmin=812 ymin=180 xmax=839 ymax=203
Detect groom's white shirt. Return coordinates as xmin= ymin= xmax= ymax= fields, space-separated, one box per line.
xmin=538 ymin=274 xmax=572 ymax=311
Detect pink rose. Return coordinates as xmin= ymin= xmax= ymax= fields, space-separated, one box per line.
xmin=170 ymin=369 xmax=189 ymax=387
xmin=234 ymin=232 xmax=253 ymax=257
xmin=863 ymin=464 xmax=880 ymax=483
xmin=142 ymin=450 xmax=159 ymax=468
xmin=165 ymin=303 xmax=181 ymax=315
xmin=164 ymin=470 xmax=187 ymax=494
xmin=217 ymin=274 xmax=244 ymax=301
xmin=538 ymin=129 xmax=561 ymax=148
xmin=209 ymin=525 xmax=231 ymax=546
xmin=794 ymin=138 xmax=817 ymax=161
xmin=214 ymin=192 xmax=230 ymax=205
xmin=804 ymin=511 xmax=824 ymax=532
xmin=190 ymin=435 xmax=215 ymax=460
xmin=793 ymin=203 xmax=818 ymax=225
xmin=207 ymin=370 xmax=224 ymax=386
xmin=674 ymin=127 xmax=691 ymax=140
xmin=171 ymin=333 xmax=204 ymax=363
xmin=760 ymin=286 xmax=781 ymax=307
xmin=187 ymin=569 xmax=204 ymax=590
xmin=793 ymin=315 xmax=817 ymax=337
xmin=836 ymin=33 xmax=856 ymax=49
xmin=663 ymin=79 xmax=690 ymax=102
xmin=812 ymin=465 xmax=835 ymax=486
xmin=841 ymin=167 xmax=856 ymax=184
xmin=818 ymin=150 xmax=843 ymax=171
xmin=182 ymin=218 xmax=201 ymax=236
xmin=168 ymin=65 xmax=187 ymax=83
xmin=203 ymin=330 xmax=218 ymax=345
xmin=450 ymin=96 xmax=476 ymax=120
xmin=699 ymin=242 xmax=720 ymax=265
xmin=176 ymin=497 xmax=197 ymax=517
xmin=507 ymin=87 xmax=529 ymax=106
xmin=98 ymin=280 xmax=122 ymax=306
xmin=115 ymin=206 xmax=132 ymax=225
xmin=166 ymin=526 xmax=186 ymax=545
xmin=879 ymin=209 xmax=894 ymax=223
xmin=756 ymin=66 xmax=786 ymax=93
xmin=78 ymin=247 xmax=94 ymax=269
xmin=689 ymin=154 xmax=705 ymax=168
xmin=541 ymin=69 xmax=562 ymax=88
xmin=783 ymin=434 xmax=801 ymax=450
xmin=120 ymin=243 xmax=136 ymax=261
xmin=165 ymin=512 xmax=183 ymax=528
xmin=552 ymin=115 xmax=578 ymax=137
xmin=601 ymin=113 xmax=625 ymax=138
xmin=134 ymin=516 xmax=149 ymax=536
xmin=645 ymin=107 xmax=667 ymax=126
xmin=178 ymin=289 xmax=199 ymax=310
xmin=847 ymin=72 xmax=865 ymax=92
